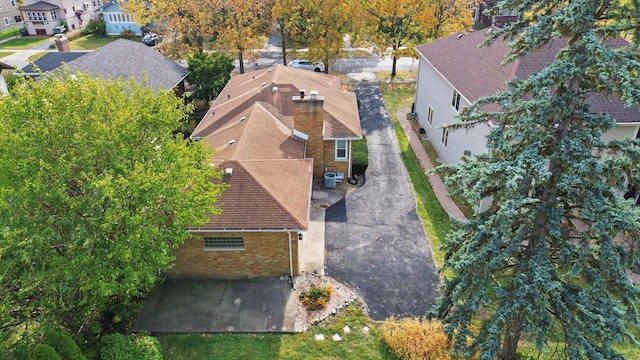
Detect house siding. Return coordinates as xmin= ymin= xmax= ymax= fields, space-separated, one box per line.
xmin=169 ymin=231 xmax=300 ymax=277
xmin=293 ymin=95 xmax=325 ymax=178
xmin=99 ymin=1 xmax=141 ymax=36
xmin=415 ymin=57 xmax=491 ymax=165
xmin=0 ymin=0 xmax=22 ymax=31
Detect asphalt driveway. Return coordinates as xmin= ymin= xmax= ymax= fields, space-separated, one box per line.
xmin=325 ymin=83 xmax=440 ymax=320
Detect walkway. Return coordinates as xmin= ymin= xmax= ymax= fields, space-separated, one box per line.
xmin=396 ymin=107 xmax=467 ymax=222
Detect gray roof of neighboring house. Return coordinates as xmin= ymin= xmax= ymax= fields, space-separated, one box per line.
xmin=60 ymin=38 xmax=188 ymax=91
xmin=416 ymin=28 xmax=639 ymax=123
xmin=19 ymin=1 xmax=59 ymax=11
xmin=22 ymin=52 xmax=90 ymax=73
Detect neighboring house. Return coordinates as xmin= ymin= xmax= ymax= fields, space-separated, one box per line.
xmin=20 ymin=0 xmax=104 ymax=35
xmin=0 ymin=60 xmax=14 ymax=95
xmin=474 ymin=0 xmax=519 ymax=28
xmin=414 ymin=28 xmax=640 ymax=210
xmin=168 ymin=65 xmax=362 ymax=277
xmin=95 ymin=0 xmax=142 ymax=36
xmin=21 ymin=51 xmax=89 ymax=74
xmin=52 ymin=38 xmax=187 ymax=93
xmin=0 ymin=0 xmax=22 ymax=31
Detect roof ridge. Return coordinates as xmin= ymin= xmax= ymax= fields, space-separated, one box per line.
xmin=237 ymin=159 xmax=308 ymax=228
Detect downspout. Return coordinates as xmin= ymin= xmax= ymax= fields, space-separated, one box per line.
xmin=288 ymin=231 xmax=296 ymax=289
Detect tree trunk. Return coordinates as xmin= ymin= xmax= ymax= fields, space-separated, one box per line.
xmin=238 ymin=50 xmax=245 ymax=74
xmin=391 ymin=55 xmax=397 ymax=78
xmin=279 ymin=21 xmax=287 ymax=66
xmin=499 ymin=315 xmax=523 ymax=360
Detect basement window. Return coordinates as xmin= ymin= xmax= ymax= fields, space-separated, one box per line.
xmin=203 ymin=237 xmax=244 ymax=251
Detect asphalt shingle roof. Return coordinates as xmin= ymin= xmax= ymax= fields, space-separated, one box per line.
xmin=22 ymin=52 xmax=89 ymax=73
xmin=416 ymin=29 xmax=639 ymax=123
xmin=19 ymin=1 xmax=59 ymax=11
xmin=60 ymin=38 xmax=188 ymax=91
xmin=0 ymin=61 xmax=13 ymax=71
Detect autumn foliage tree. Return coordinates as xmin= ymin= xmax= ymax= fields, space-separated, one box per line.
xmin=359 ymin=0 xmax=477 ymax=77
xmin=213 ymin=0 xmax=273 ymax=74
xmin=0 ymin=71 xmax=224 ymax=355
xmin=432 ymin=0 xmax=640 ymax=359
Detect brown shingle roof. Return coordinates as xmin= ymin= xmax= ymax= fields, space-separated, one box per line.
xmin=196 ymin=159 xmax=313 ymax=230
xmin=192 ymin=65 xmax=361 ymax=139
xmin=416 ymin=29 xmax=639 ymax=123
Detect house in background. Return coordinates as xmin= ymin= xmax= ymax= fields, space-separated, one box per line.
xmin=414 ymin=28 xmax=640 ymax=210
xmin=474 ymin=0 xmax=519 ymax=28
xmin=0 ymin=0 xmax=22 ymax=31
xmin=0 ymin=60 xmax=14 ymax=95
xmin=95 ymin=0 xmax=142 ymax=36
xmin=20 ymin=0 xmax=103 ymax=35
xmin=168 ymin=65 xmax=362 ymax=277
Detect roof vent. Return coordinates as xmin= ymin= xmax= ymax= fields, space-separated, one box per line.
xmin=227 ymin=94 xmax=231 ymax=100
xmin=267 ymin=68 xmax=272 ymax=72
xmin=224 ymin=168 xmax=233 ymax=176
xmin=310 ymin=90 xmax=318 ymax=99
xmin=240 ymin=116 xmax=246 ymax=122
xmin=272 ymin=86 xmax=278 ymax=93
xmin=457 ymin=33 xmax=463 ymax=39
xmin=229 ymin=139 xmax=236 ymax=146
xmin=261 ymin=82 xmax=266 ymax=87
xmin=299 ymin=89 xmax=306 ymax=99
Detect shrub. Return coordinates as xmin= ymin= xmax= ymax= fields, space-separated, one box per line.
xmin=351 ymin=136 xmax=368 ymax=176
xmin=119 ymin=29 xmax=136 ymax=39
xmin=100 ymin=333 xmax=162 ymax=360
xmin=381 ymin=318 xmax=450 ymax=360
xmin=299 ymin=284 xmax=333 ymax=310
xmin=81 ymin=19 xmax=106 ymax=36
xmin=44 ymin=329 xmax=86 ymax=360
xmin=32 ymin=344 xmax=62 ymax=360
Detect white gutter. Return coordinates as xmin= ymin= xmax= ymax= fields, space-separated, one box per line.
xmin=288 ymin=231 xmax=296 ymax=290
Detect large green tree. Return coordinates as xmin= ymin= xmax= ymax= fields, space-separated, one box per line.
xmin=432 ymin=0 xmax=640 ymax=359
xmin=187 ymin=52 xmax=234 ymax=103
xmin=0 ymin=71 xmax=224 ymax=352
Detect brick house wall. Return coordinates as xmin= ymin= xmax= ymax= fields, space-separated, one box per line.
xmin=168 ymin=231 xmax=300 ymax=277
xmin=322 ymin=140 xmax=350 ymax=177
xmin=293 ymin=94 xmax=325 ymax=178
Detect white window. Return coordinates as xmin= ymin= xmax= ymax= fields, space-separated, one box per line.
xmin=50 ymin=11 xmax=58 ymax=20
xmin=203 ymin=237 xmax=244 ymax=250
xmin=335 ymin=140 xmax=347 ymax=161
xmin=10 ymin=0 xmax=16 ymax=6
xmin=3 ymin=18 xmax=9 ymax=26
xmin=451 ymin=90 xmax=461 ymax=111
xmin=441 ymin=128 xmax=449 ymax=147
xmin=26 ymin=12 xmax=32 ymax=21
xmin=427 ymin=106 xmax=434 ymax=125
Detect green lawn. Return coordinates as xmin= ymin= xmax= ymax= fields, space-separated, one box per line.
xmin=160 ymin=302 xmax=398 ymax=360
xmin=0 ymin=51 xmax=14 ymax=58
xmin=69 ymin=35 xmax=122 ymax=50
xmin=0 ymin=27 xmax=22 ymax=42
xmin=0 ymin=37 xmax=50 ymax=50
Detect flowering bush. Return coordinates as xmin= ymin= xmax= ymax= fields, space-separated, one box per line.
xmin=299 ymin=285 xmax=333 ymax=310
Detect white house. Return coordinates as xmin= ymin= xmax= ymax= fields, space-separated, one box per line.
xmin=414 ymin=28 xmax=640 ymax=210
xmin=0 ymin=0 xmax=22 ymax=31
xmin=20 ymin=0 xmax=103 ymax=35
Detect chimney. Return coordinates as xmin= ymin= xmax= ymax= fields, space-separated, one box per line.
xmin=292 ymin=91 xmax=324 ymax=179
xmin=55 ymin=34 xmax=70 ymax=52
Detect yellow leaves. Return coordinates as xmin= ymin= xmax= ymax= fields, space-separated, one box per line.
xmin=381 ymin=318 xmax=452 ymax=360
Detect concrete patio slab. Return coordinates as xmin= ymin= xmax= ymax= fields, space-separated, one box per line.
xmin=133 ymin=277 xmax=297 ymax=333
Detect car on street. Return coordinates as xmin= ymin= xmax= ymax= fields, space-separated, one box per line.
xmin=142 ymin=33 xmax=157 ymax=46
xmin=52 ymin=25 xmax=66 ymax=35
xmin=288 ymin=59 xmax=324 ymax=72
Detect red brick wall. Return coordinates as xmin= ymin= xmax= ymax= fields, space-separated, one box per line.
xmin=293 ymin=95 xmax=325 ymax=178
xmin=168 ymin=231 xmax=300 ymax=277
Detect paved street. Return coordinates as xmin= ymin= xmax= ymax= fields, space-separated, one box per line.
xmin=325 ymin=83 xmax=441 ymax=320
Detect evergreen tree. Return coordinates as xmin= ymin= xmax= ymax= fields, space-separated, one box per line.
xmin=432 ymin=0 xmax=640 ymax=359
